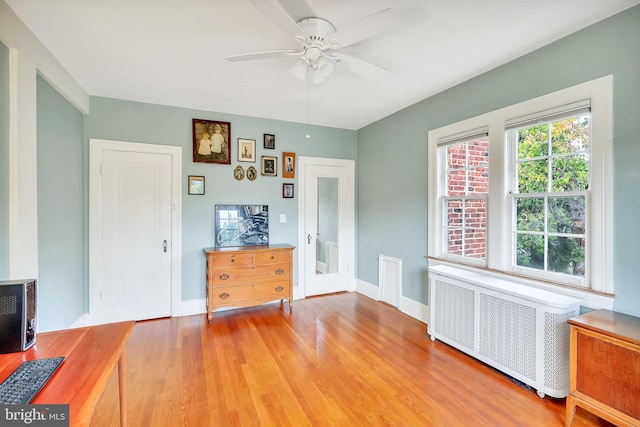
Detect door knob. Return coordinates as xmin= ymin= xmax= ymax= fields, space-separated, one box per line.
xmin=307 ymin=234 xmax=312 ymax=244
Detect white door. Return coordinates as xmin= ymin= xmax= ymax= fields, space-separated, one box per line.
xmin=298 ymin=157 xmax=355 ymax=296
xmin=90 ymin=139 xmax=182 ymax=324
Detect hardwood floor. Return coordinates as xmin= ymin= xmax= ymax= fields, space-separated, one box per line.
xmin=90 ymin=292 xmax=612 ymax=426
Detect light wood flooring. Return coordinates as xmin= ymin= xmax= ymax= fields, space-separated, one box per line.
xmin=90 ymin=292 xmax=612 ymax=426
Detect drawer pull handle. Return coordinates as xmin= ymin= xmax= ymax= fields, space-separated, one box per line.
xmin=275 ymin=269 xmax=284 ymax=275
xmin=219 ymin=273 xmax=230 ymax=280
xmin=219 ymin=292 xmax=230 ymax=299
xmin=270 ymin=255 xmax=275 ymax=259
xmin=275 ymin=286 xmax=284 ymax=292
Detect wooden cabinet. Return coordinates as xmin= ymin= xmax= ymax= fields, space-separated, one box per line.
xmin=566 ymin=309 xmax=640 ymax=427
xmin=204 ymin=244 xmax=294 ymax=323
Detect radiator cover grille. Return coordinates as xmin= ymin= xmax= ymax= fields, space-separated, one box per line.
xmin=479 ymin=293 xmax=537 ymax=381
xmin=428 ymin=265 xmax=581 ymax=398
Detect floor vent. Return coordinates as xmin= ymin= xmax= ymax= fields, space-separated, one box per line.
xmin=428 ymin=265 xmax=581 ymax=398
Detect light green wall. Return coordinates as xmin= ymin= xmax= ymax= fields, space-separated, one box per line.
xmin=357 ymin=5 xmax=640 ymax=316
xmin=85 ymin=97 xmax=357 ymax=302
xmin=0 ymin=42 xmax=8 ymax=279
xmin=36 ymin=75 xmax=85 ymax=331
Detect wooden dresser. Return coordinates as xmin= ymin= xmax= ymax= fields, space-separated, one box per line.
xmin=566 ymin=309 xmax=640 ymax=427
xmin=203 ymin=244 xmax=295 ymax=322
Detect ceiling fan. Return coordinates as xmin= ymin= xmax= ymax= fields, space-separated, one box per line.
xmin=225 ymin=0 xmax=399 ymax=84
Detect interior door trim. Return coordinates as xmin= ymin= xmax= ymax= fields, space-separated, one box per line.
xmin=88 ymin=139 xmax=182 ymax=324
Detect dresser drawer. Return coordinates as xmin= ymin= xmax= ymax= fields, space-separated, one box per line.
xmin=208 ymin=252 xmax=254 ymax=268
xmin=210 ymin=282 xmax=289 ymax=305
xmin=254 ymin=250 xmax=290 ymax=265
xmin=210 ymin=264 xmax=289 ymax=286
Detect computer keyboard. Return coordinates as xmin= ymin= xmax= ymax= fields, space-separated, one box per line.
xmin=0 ymin=356 xmax=65 ymax=404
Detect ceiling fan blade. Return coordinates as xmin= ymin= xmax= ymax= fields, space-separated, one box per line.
xmin=277 ymin=0 xmax=315 ymax=22
xmin=331 ymin=53 xmax=387 ymax=78
xmin=328 ymin=8 xmax=399 ymax=48
xmin=249 ymin=0 xmax=305 ymax=38
xmin=225 ymin=50 xmax=299 ymax=62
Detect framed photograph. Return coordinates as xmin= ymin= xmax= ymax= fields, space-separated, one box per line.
xmin=283 ymin=183 xmax=294 ymax=199
xmin=282 ymin=152 xmax=296 ymax=178
xmin=263 ymin=133 xmax=275 ymax=149
xmin=215 ymin=204 xmax=269 ymax=247
xmin=188 ymin=175 xmax=205 ymax=195
xmin=246 ymin=166 xmax=257 ymax=181
xmin=237 ymin=138 xmax=256 ymax=162
xmin=192 ymin=119 xmax=231 ymax=164
xmin=261 ymin=156 xmax=277 ymax=176
xmin=233 ymin=165 xmax=244 ymax=181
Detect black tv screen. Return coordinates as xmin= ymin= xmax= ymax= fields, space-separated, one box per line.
xmin=214 ymin=204 xmax=269 ymax=247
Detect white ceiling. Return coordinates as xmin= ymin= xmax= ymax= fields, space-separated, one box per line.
xmin=6 ymin=0 xmax=639 ymax=130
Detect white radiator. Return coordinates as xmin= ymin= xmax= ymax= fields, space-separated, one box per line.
xmin=428 ymin=265 xmax=581 ymax=398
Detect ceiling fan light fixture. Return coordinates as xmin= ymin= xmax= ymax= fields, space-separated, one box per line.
xmin=315 ymin=56 xmax=334 ymax=79
xmin=290 ymin=59 xmax=308 ymax=80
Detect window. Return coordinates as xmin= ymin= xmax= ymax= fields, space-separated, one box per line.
xmin=509 ymin=106 xmax=590 ymax=285
xmin=428 ymin=76 xmax=613 ymax=297
xmin=438 ymin=129 xmax=489 ymax=265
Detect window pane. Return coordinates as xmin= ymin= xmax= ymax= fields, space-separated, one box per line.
xmin=464 ymin=199 xmax=486 ymax=259
xmin=468 ymin=167 xmax=488 ymax=195
xmin=548 ymin=236 xmax=585 ymax=277
xmin=518 ymin=124 xmax=548 ymax=160
xmin=447 ymin=144 xmax=466 ymax=168
xmin=446 ymin=228 xmax=463 ymax=256
xmin=446 ymin=169 xmax=466 ymax=196
xmin=516 ymin=198 xmax=544 ymax=232
xmin=551 ymin=154 xmax=589 ymax=191
xmin=516 ymin=234 xmax=544 ymax=270
xmin=518 ymin=159 xmax=548 ymax=193
xmin=446 ymin=200 xmax=463 ymax=226
xmin=468 ymin=139 xmax=489 ymax=167
xmin=548 ymin=196 xmax=585 ymax=234
xmin=551 ymin=116 xmax=590 ymax=155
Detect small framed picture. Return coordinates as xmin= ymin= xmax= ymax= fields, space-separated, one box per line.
xmin=238 ymin=138 xmax=256 ymax=162
xmin=261 ymin=156 xmax=277 ymax=176
xmin=233 ymin=165 xmax=244 ymax=181
xmin=188 ymin=175 xmax=205 ymax=195
xmin=283 ymin=183 xmax=294 ymax=199
xmin=282 ymin=152 xmax=295 ymax=178
xmin=192 ymin=119 xmax=231 ymax=164
xmin=264 ymin=133 xmax=275 ymax=149
xmin=246 ymin=166 xmax=257 ymax=181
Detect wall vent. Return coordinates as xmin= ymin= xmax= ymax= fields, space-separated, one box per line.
xmin=428 ymin=265 xmax=581 ymax=398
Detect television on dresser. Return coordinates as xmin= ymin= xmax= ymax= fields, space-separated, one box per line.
xmin=214 ymin=204 xmax=269 ymax=247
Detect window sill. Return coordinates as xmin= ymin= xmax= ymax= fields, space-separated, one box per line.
xmin=426 ymin=257 xmax=614 ymax=311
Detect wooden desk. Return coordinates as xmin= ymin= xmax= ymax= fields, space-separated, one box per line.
xmin=0 ymin=321 xmax=134 ymax=427
xmin=566 ymin=310 xmax=640 ymax=427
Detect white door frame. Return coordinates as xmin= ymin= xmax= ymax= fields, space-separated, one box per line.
xmin=89 ymin=139 xmax=182 ymax=324
xmin=297 ymin=156 xmax=355 ymax=297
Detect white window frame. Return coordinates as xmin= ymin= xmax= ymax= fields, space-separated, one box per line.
xmin=428 ymin=76 xmax=613 ymax=306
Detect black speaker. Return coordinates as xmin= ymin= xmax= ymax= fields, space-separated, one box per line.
xmin=0 ymin=279 xmax=36 ymax=353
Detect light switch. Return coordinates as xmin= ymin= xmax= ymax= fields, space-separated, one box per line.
xmin=280 ymin=214 xmax=286 ymax=223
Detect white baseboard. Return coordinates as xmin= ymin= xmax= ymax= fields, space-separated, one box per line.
xmin=70 ymin=312 xmax=91 ymax=329
xmin=179 ymin=298 xmax=207 ymax=316
xmin=356 ymin=279 xmax=379 ymax=300
xmin=355 ymin=279 xmax=429 ymax=325
xmin=398 ymin=295 xmax=429 ymax=325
